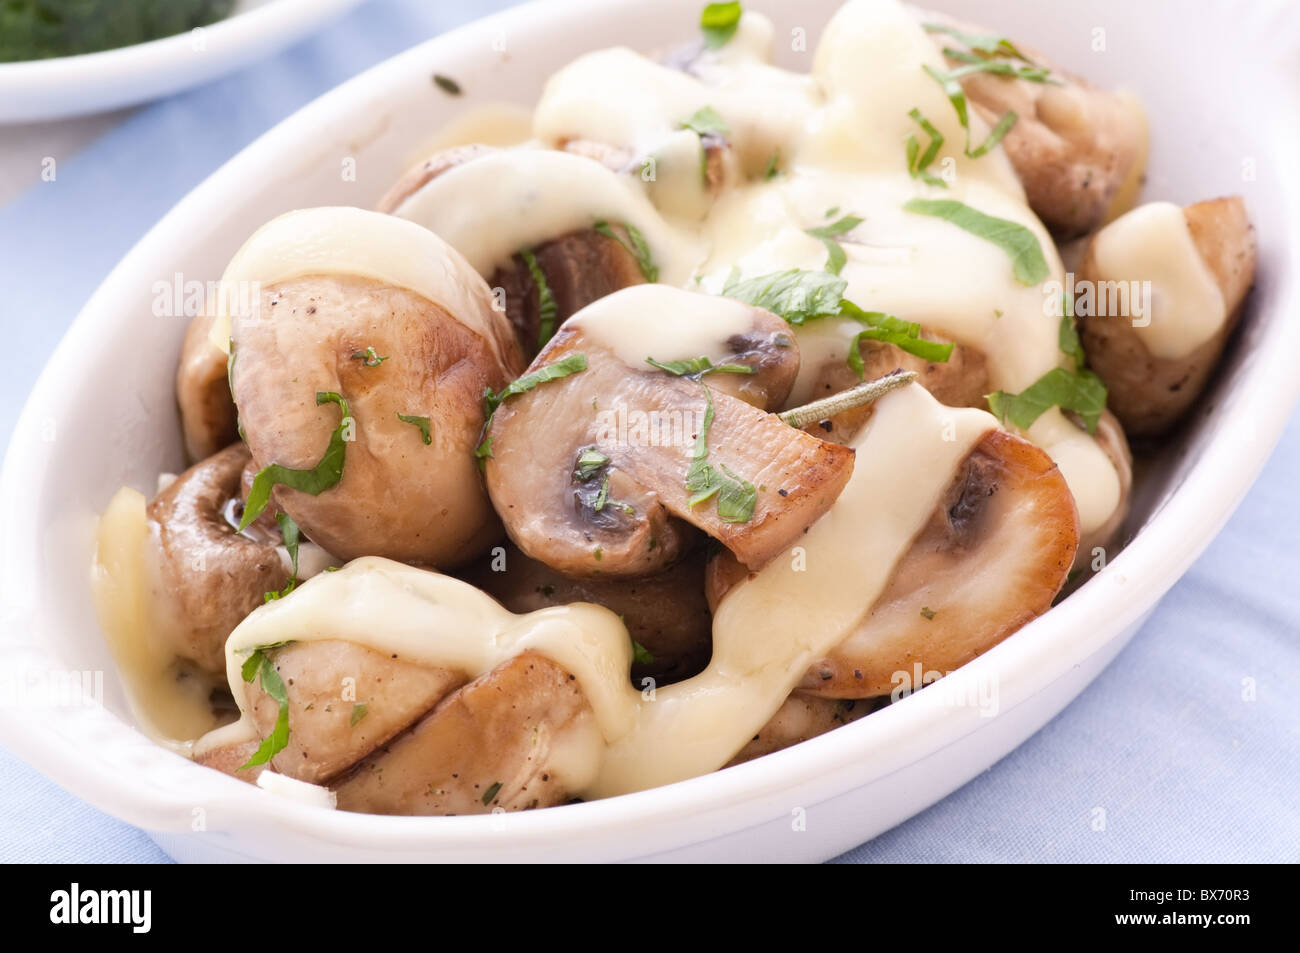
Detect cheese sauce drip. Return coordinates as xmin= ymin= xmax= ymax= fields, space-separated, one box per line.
xmin=1089 ymin=201 xmax=1226 ymax=360
xmin=205 ymin=385 xmax=992 ymax=797
xmin=392 ymin=0 xmax=1121 ymax=534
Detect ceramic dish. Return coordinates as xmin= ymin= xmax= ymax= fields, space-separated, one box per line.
xmin=1 ymin=0 xmax=1297 ymax=862
xmin=0 ymin=0 xmax=369 ymax=123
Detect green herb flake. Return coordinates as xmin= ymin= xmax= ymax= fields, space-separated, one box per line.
xmin=238 ymin=649 xmax=290 ymax=769
xmin=902 ymin=198 xmax=1049 ymax=285
xmin=805 ymin=214 xmax=863 ymax=276
xmin=240 ymin=392 xmax=351 ymax=530
xmin=593 ymin=221 xmax=659 ymax=283
xmin=680 ymin=104 xmax=730 ymax=138
xmin=987 ymin=367 xmax=1108 ymax=435
xmin=477 ymin=354 xmax=589 ymax=460
xmin=905 ymin=108 xmax=947 ymax=187
xmin=700 ymin=1 xmax=742 ymax=49
xmin=351 ymin=347 xmax=388 ymax=367
xmin=397 ymin=413 xmax=432 ymax=445
xmin=684 ymin=383 xmax=756 ymax=523
xmin=763 ymin=151 xmax=781 ymax=180
xmin=574 ymin=447 xmax=611 ymax=482
xmin=433 ymin=74 xmax=462 ymax=95
xmin=350 ymin=703 xmax=369 ymax=726
xmin=1058 ymin=295 xmax=1086 ymax=368
xmin=631 ymin=640 xmax=655 ymax=665
xmin=263 ymin=512 xmax=301 ymax=603
xmin=645 ymin=355 xmax=756 ymax=378
xmin=481 ymin=781 xmax=502 ymax=805
xmin=842 ymin=305 xmax=954 ymax=372
xmin=920 ymin=606 xmax=937 ymax=621
xmin=922 ymin=23 xmax=1039 ymax=65
xmin=519 ymin=248 xmax=558 ymax=348
xmin=721 ymin=267 xmax=847 ymax=325
xmin=921 ymin=63 xmax=1019 ymax=159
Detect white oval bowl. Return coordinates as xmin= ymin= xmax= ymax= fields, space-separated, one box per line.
xmin=2 ymin=0 xmax=1297 ymax=863
xmin=0 ymin=0 xmax=369 ymax=123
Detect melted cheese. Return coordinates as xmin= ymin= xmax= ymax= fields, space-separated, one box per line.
xmin=201 ymin=385 xmax=990 ymax=797
xmin=1090 ymin=201 xmax=1226 ymax=360
xmin=99 ymin=0 xmax=1150 ymax=792
xmin=210 ymin=206 xmax=511 ymax=370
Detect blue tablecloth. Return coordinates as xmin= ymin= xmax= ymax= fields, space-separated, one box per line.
xmin=1 ymin=0 xmax=1295 ymax=864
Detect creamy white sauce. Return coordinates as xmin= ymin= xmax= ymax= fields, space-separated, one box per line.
xmin=389 ymin=0 xmax=1122 ymax=533
xmin=568 ymin=284 xmax=760 ymax=368
xmin=99 ymin=0 xmax=1151 ymax=793
xmin=1089 ymin=201 xmax=1226 ymax=360
xmin=204 ymin=384 xmax=991 ymax=797
xmin=211 ymin=206 xmax=511 ymax=370
xmin=392 ymin=149 xmax=704 ymax=284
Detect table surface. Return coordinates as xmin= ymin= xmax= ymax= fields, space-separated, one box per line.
xmin=1 ymin=0 xmax=1296 ymax=864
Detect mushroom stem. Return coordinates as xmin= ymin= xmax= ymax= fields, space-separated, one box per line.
xmin=778 ymin=370 xmax=918 ymax=430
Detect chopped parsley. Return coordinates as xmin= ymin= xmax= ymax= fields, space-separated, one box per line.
xmin=987 ymin=367 xmax=1108 ymax=434
xmin=645 ymin=355 xmax=755 ymax=378
xmin=680 ymin=105 xmax=730 ymax=138
xmin=482 ymin=780 xmax=502 ymax=805
xmin=921 ymin=23 xmax=1039 ymax=64
xmin=351 ymin=347 xmax=388 ymax=367
xmin=574 ymin=447 xmax=611 ymax=482
xmin=432 ymin=73 xmax=462 ymax=95
xmin=721 ymin=268 xmax=952 ymax=369
xmin=902 ymin=199 xmax=1049 ymax=285
xmin=805 ymin=214 xmax=863 ymax=276
xmin=631 ymin=640 xmax=655 ymax=665
xmin=593 ymin=221 xmax=658 ymax=282
xmin=350 ymin=703 xmax=368 ymax=726
xmin=921 ymin=63 xmax=1018 ymax=159
xmin=519 ymin=248 xmax=558 ymax=348
xmin=920 ymin=606 xmax=937 ymax=621
xmin=700 ymin=1 xmax=742 ymax=49
xmin=240 ymin=391 xmax=351 ymax=531
xmin=263 ymin=512 xmax=301 ymax=603
xmin=685 ymin=383 xmax=756 ymax=523
xmin=397 ymin=413 xmax=432 ymax=445
xmin=476 ymin=354 xmax=589 ymax=460
xmin=763 ymin=151 xmax=781 ymax=180
xmin=905 ymin=108 xmax=947 ymax=187
xmin=238 ymin=649 xmax=290 ymax=769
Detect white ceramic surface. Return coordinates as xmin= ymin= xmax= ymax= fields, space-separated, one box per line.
xmin=0 ymin=0 xmax=370 ymax=123
xmin=1 ymin=0 xmax=1297 ymax=863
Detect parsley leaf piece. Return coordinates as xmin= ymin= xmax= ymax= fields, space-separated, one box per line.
xmin=574 ymin=447 xmax=610 ymax=482
xmin=763 ymin=151 xmax=781 ymax=180
xmin=1058 ymin=295 xmax=1086 ymax=368
xmin=519 ymin=248 xmax=558 ymax=348
xmin=482 ymin=780 xmax=503 ymax=805
xmin=680 ymin=104 xmax=731 ymax=138
xmin=240 ymin=392 xmax=351 ymax=531
xmin=397 ymin=413 xmax=432 ymax=445
xmin=645 ymin=355 xmax=756 ymax=378
xmin=987 ymin=367 xmax=1108 ymax=434
xmin=721 ymin=267 xmax=847 ymax=325
xmin=902 ymin=198 xmax=1049 ymax=285
xmin=842 ymin=305 xmax=954 ymax=373
xmin=684 ymin=383 xmax=756 ymax=523
xmin=921 ymin=64 xmax=1019 ymax=158
xmin=805 ymin=214 xmax=863 ymax=275
xmin=477 ymin=354 xmax=589 ymax=459
xmin=432 ymin=73 xmax=462 ymax=95
xmin=239 ymin=649 xmax=291 ymax=769
xmin=350 ymin=347 xmax=388 ymax=367
xmin=922 ymin=23 xmax=1039 ymax=65
xmin=593 ymin=221 xmax=659 ymax=282
xmin=905 ymin=107 xmax=947 ymax=187
xmin=350 ymin=703 xmax=368 ymax=726
xmin=700 ymin=1 xmax=742 ymax=49
xmin=631 ymin=639 xmax=655 ymax=665
xmin=263 ymin=513 xmax=301 ymax=603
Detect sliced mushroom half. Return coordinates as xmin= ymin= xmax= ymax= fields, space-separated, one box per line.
xmin=708 ymin=428 xmax=1079 ymax=698
xmin=483 ymin=284 xmax=855 ymax=577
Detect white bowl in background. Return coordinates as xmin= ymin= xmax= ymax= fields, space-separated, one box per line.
xmin=0 ymin=0 xmax=370 ymax=123
xmin=1 ymin=0 xmax=1297 ymax=862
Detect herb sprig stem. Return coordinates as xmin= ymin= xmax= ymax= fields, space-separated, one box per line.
xmin=778 ymin=370 xmax=917 ymax=430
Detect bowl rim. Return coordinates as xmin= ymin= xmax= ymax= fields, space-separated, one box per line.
xmin=3 ymin=0 xmax=1299 ymax=858
xmin=0 ymin=0 xmax=370 ymax=124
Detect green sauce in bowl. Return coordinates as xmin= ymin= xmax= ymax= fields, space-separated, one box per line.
xmin=0 ymin=0 xmax=237 ymax=62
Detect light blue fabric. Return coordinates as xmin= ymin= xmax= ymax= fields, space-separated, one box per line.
xmin=1 ymin=0 xmax=1295 ymax=864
